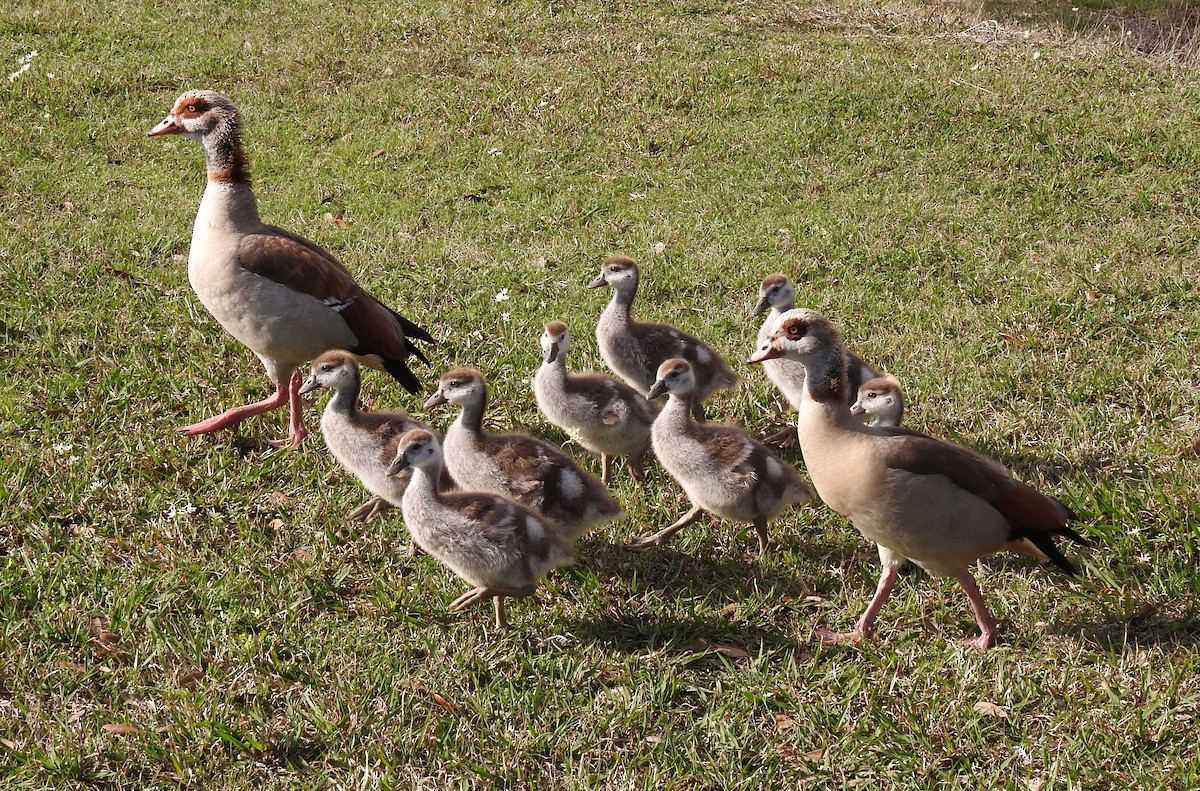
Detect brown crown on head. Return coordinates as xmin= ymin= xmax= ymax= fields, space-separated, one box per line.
xmin=760 ymin=273 xmax=789 ymax=289
xmin=544 ymin=320 xmax=569 ymax=337
xmin=440 ymin=367 xmax=484 ymax=386
xmin=603 ymin=255 xmax=638 ymax=270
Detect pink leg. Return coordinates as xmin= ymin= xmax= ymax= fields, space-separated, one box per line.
xmin=817 ymin=564 xmax=900 ymax=645
xmin=269 ymin=369 xmax=310 ymax=448
xmin=178 ymin=369 xmax=309 ymax=446
xmin=956 ymin=571 xmax=1002 ymax=651
xmin=178 ymin=384 xmax=289 ymax=437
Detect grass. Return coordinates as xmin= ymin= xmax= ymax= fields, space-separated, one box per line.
xmin=2 ymin=0 xmax=1200 ymax=787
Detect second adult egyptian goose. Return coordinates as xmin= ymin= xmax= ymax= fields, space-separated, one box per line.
xmin=149 ymin=90 xmax=433 ymax=446
xmin=752 ymin=273 xmax=880 ymax=445
xmin=533 ymin=320 xmax=658 ymax=484
xmin=631 ymin=358 xmax=813 ymax=555
xmin=590 ymin=256 xmax=737 ymax=420
xmin=427 ymin=368 xmax=624 ymax=539
xmin=386 ymin=429 xmax=575 ymax=630
xmin=749 ymin=309 xmax=1089 ymax=650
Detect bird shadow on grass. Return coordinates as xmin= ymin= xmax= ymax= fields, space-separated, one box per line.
xmin=1052 ymin=615 xmax=1200 ymax=652
xmin=557 ymin=536 xmax=821 ymax=655
xmin=563 ymin=608 xmax=802 ymax=660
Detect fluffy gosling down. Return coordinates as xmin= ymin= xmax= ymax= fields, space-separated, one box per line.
xmin=590 ymin=255 xmax=737 ymax=421
xmin=533 ymin=320 xmax=658 ymax=484
xmin=149 ymin=90 xmax=432 ymax=446
xmin=298 ymin=351 xmax=451 ymax=555
xmin=630 ymin=358 xmax=814 ymax=555
xmin=387 ymin=430 xmax=575 ymax=630
xmin=427 ymin=368 xmax=623 ymax=539
xmin=749 ymin=309 xmax=1089 ymax=650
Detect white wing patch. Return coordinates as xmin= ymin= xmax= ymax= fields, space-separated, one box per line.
xmin=559 ymin=468 xmax=584 ymax=500
xmin=323 ymin=295 xmax=357 ymax=313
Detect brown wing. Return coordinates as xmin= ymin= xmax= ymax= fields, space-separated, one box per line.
xmin=875 ymin=428 xmax=1071 ymax=532
xmin=237 ymin=228 xmax=432 ymax=391
xmin=238 ymin=228 xmax=362 ymax=303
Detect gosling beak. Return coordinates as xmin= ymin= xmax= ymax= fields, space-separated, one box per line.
xmin=297 ymin=376 xmax=320 ymax=395
xmin=849 ymin=401 xmax=866 ymax=417
xmin=750 ymin=297 xmax=770 ymax=316
xmin=424 ymin=391 xmax=448 ymax=408
xmin=587 ymin=274 xmax=607 ymax=289
xmin=544 ymin=344 xmax=559 ymax=364
xmin=646 ymin=380 xmax=668 ymax=400
xmin=385 ymin=457 xmax=410 ymax=478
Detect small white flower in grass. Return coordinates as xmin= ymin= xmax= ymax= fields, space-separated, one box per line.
xmin=8 ymin=63 xmax=30 ymax=82
xmin=90 ymin=480 xmax=104 ymax=491
xmin=53 ymin=442 xmax=73 ymax=454
xmin=494 ymin=288 xmax=510 ymax=302
xmin=629 ymin=193 xmax=646 ymax=200
xmin=166 ymin=502 xmax=199 ymax=520
xmin=651 ymin=241 xmax=666 ymax=255
xmin=500 ymin=311 xmax=510 ymax=321
xmin=1137 ymin=553 xmax=1152 ymax=564
xmin=488 ymin=147 xmax=501 ymax=156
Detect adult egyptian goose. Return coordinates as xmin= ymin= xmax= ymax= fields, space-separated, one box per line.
xmin=427 ymin=368 xmax=623 ymax=539
xmin=749 ymin=309 xmax=1088 ymax=650
xmin=533 ymin=320 xmax=658 ymax=484
xmin=148 ymin=90 xmax=433 ymax=446
xmin=752 ymin=273 xmax=880 ymax=446
xmin=589 ymin=256 xmax=737 ymax=421
xmin=298 ymin=351 xmax=452 ymax=552
xmin=850 ymin=374 xmax=905 ymax=428
xmin=386 ymin=429 xmax=575 ymax=630
xmin=630 ymin=358 xmax=813 ymax=555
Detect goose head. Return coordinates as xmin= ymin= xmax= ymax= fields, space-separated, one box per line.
xmin=298 ymin=350 xmax=360 ymax=395
xmin=747 ymin=309 xmax=837 ymax=364
xmin=425 ymin=367 xmax=486 ymax=408
xmin=541 ymin=321 xmax=569 ymax=364
xmin=752 ymin=273 xmax=795 ymax=317
xmin=647 ymin=358 xmax=696 ymax=400
xmin=148 ymin=90 xmax=240 ymax=140
xmin=386 ymin=428 xmax=441 ymax=477
xmin=850 ymin=374 xmax=905 ymax=425
xmin=588 ymin=255 xmax=640 ymax=291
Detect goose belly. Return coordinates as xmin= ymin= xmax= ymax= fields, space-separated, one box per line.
xmin=441 ymin=426 xmax=511 ymax=495
xmin=320 ymin=411 xmax=406 ymax=503
xmin=402 ymin=491 xmax=535 ymax=588
xmin=652 ymin=430 xmax=756 ymax=520
xmin=188 ymin=249 xmax=358 ymax=368
xmin=851 ymin=470 xmax=1011 ymax=577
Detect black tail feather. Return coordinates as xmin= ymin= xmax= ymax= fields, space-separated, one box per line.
xmin=381 ymin=355 xmax=423 ymax=395
xmin=1021 ymin=531 xmax=1080 ymax=576
xmin=388 ymin=305 xmax=435 ymax=345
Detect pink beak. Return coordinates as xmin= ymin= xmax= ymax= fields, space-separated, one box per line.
xmin=148 ymin=116 xmax=181 ymax=136
xmin=747 ymin=344 xmax=782 ymax=364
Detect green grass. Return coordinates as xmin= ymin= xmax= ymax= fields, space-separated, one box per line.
xmin=3 ymin=0 xmax=1200 ymax=787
